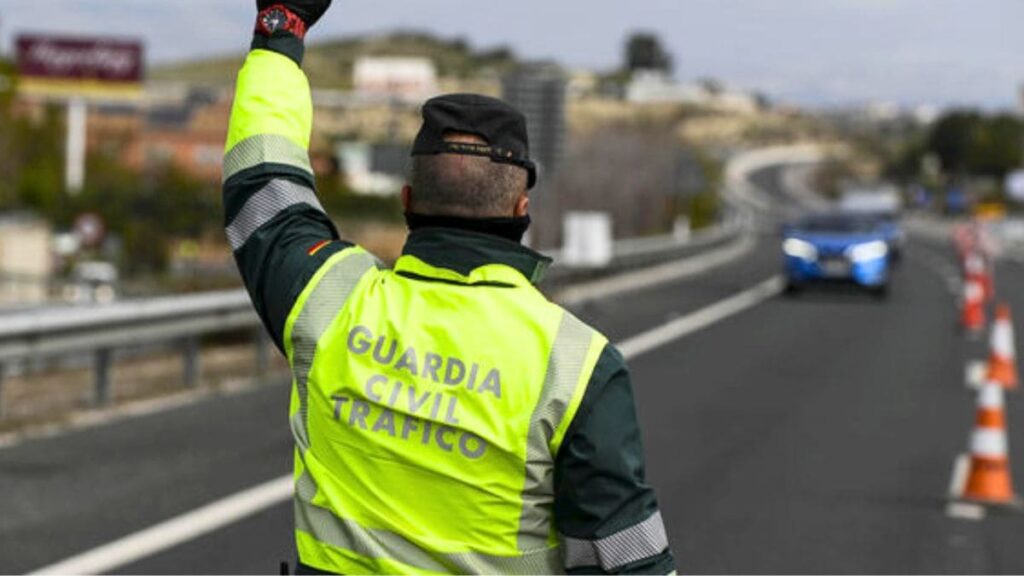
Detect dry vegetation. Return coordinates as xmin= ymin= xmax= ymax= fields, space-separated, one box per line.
xmin=0 ymin=343 xmax=290 ymax=434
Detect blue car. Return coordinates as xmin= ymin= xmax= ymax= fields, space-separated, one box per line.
xmin=782 ymin=213 xmax=891 ymax=297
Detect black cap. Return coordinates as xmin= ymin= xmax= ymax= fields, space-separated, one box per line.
xmin=411 ymin=94 xmax=538 ymax=189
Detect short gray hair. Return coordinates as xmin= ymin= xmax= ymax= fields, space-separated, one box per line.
xmin=408 ymin=153 xmax=528 ymax=218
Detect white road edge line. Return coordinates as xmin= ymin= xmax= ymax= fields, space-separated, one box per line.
xmin=30 ymin=476 xmax=295 ymax=575
xmin=618 ymin=275 xmax=784 ymax=360
xmin=32 ymin=275 xmax=784 ymax=575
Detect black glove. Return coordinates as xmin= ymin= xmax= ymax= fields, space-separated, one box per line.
xmin=252 ymin=1 xmax=332 ymax=65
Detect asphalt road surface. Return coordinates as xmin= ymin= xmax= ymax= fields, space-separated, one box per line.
xmin=4 ymin=165 xmax=1024 ymax=574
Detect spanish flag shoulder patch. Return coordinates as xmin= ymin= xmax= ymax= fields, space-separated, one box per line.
xmin=307 ymin=240 xmax=332 ymax=256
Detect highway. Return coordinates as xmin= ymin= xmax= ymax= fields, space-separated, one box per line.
xmin=4 ymin=164 xmax=1024 ymax=574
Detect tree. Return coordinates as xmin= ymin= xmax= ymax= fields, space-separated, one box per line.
xmin=969 ymin=114 xmax=1023 ymax=179
xmin=884 ymin=110 xmax=1024 ymax=183
xmin=927 ymin=110 xmax=979 ymax=175
xmin=624 ymin=32 xmax=673 ymax=75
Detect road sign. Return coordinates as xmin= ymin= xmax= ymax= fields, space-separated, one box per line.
xmin=16 ymin=34 xmax=144 ymax=101
xmin=74 ymin=213 xmax=106 ymax=248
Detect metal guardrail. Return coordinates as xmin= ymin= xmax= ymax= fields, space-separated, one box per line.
xmin=0 ymin=290 xmax=268 ymax=415
xmin=0 ymin=219 xmax=740 ymax=416
xmin=0 ymin=147 xmax=785 ymax=418
xmin=0 ymin=213 xmax=742 ymax=417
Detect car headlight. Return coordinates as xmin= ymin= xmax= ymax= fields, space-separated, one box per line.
xmin=847 ymin=240 xmax=888 ymax=262
xmin=783 ymin=238 xmax=818 ymax=261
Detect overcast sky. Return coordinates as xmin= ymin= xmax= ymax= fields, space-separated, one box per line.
xmin=1 ymin=0 xmax=1021 ymax=110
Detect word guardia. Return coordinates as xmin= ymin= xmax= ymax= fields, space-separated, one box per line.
xmin=346 ymin=325 xmax=503 ymax=399
xmin=326 ymin=325 xmax=507 ymax=460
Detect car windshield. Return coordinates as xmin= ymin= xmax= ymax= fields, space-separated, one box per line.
xmin=796 ymin=215 xmax=878 ymax=234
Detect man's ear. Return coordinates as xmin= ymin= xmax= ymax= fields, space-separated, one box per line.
xmin=401 ymin=185 xmax=412 ymax=213
xmin=514 ymin=194 xmax=529 ymax=218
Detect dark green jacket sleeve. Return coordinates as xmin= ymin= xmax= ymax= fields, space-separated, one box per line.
xmin=555 ymin=344 xmax=676 ymax=574
xmin=223 ymin=43 xmax=352 ymax=351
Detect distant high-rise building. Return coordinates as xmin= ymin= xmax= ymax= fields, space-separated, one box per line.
xmin=502 ymin=64 xmax=568 ymax=248
xmin=502 ymin=63 xmax=568 ymax=180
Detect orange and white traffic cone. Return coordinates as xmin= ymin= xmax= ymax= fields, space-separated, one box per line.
xmin=961 ymin=382 xmax=1018 ymax=505
xmin=986 ymin=304 xmax=1019 ymax=390
xmin=963 ymin=252 xmax=994 ymax=302
xmin=961 ymin=278 xmax=986 ymax=335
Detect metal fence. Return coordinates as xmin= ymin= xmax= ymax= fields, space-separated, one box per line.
xmin=0 ymin=214 xmax=745 ymax=417
xmin=0 ymin=291 xmax=268 ymax=415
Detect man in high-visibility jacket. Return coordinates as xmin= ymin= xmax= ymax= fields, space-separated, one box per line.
xmin=225 ymin=1 xmax=675 ymax=573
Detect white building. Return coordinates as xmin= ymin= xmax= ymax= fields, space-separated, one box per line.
xmin=626 ymin=71 xmax=759 ymax=114
xmin=336 ymin=142 xmax=405 ymax=197
xmin=626 ymin=71 xmax=706 ymax=104
xmin=353 ymin=57 xmax=438 ymax=101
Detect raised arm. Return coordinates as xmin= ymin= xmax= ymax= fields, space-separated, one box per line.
xmin=223 ymin=1 xmax=352 ymax=350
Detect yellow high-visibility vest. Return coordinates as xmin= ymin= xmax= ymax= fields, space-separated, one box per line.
xmin=284 ymin=247 xmax=607 ymax=574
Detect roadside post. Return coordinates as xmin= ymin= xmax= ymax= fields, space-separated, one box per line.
xmin=562 ymin=211 xmax=613 ymax=269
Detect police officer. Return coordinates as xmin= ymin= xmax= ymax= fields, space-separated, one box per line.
xmin=224 ymin=1 xmax=675 ymax=573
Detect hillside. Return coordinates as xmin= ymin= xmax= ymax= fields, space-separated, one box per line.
xmin=151 ymin=31 xmax=519 ymax=89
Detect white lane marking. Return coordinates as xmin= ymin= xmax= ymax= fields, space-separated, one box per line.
xmin=965 ymin=361 xmax=987 ymax=391
xmin=946 ymin=502 xmax=986 ymax=521
xmin=945 ymin=454 xmax=986 ymax=521
xmin=556 ymin=234 xmax=756 ymax=307
xmin=617 ymin=276 xmax=784 ymax=360
xmin=30 ymin=475 xmax=294 ymax=575
xmin=32 ymin=275 xmax=784 ymax=575
xmin=913 ymin=247 xmax=964 ymax=297
xmin=948 ymin=453 xmax=970 ymax=498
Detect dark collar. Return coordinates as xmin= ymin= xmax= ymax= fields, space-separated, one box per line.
xmin=400 ymin=227 xmax=552 ymax=285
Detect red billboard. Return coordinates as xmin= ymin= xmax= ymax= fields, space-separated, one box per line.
xmin=16 ymin=34 xmax=144 ymax=100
